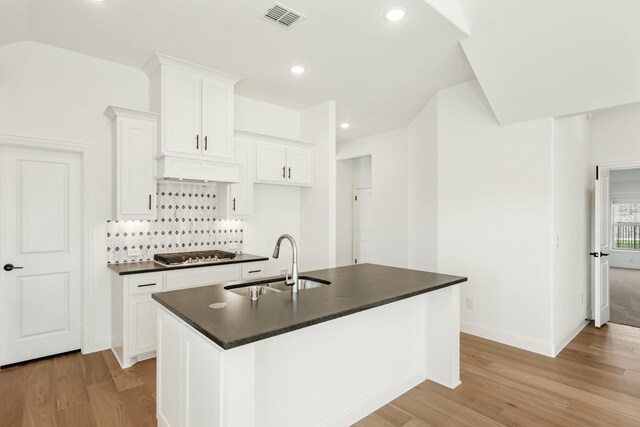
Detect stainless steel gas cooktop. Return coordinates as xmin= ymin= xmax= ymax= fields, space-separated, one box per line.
xmin=153 ymin=250 xmax=236 ymax=266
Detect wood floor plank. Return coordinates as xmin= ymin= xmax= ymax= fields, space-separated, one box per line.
xmin=22 ymin=359 xmax=58 ymax=427
xmin=373 ymin=404 xmax=414 ymax=426
xmin=0 ymin=366 xmax=24 ymax=426
xmin=56 ymin=402 xmax=97 ymax=427
xmin=101 ymin=350 xmax=145 ymax=393
xmin=53 ymin=351 xmax=89 ymax=410
xmin=80 ymin=352 xmax=111 ymax=386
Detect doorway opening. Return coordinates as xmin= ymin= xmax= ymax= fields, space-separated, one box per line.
xmin=593 ymin=162 xmax=640 ymax=329
xmin=336 ymin=155 xmax=372 ymax=266
xmin=608 ymin=168 xmax=640 ymax=327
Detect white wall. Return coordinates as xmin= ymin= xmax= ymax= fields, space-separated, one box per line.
xmin=336 ymin=156 xmax=372 ymax=267
xmin=337 ymin=128 xmax=408 ymax=268
xmin=591 ymin=102 xmax=640 ymax=165
xmin=336 ymin=159 xmax=354 ymax=267
xmin=300 ymin=101 xmax=337 ymax=271
xmin=407 ymin=95 xmax=438 ymax=271
xmin=235 ymin=96 xmax=301 ymax=141
xmin=0 ymin=41 xmax=149 ymax=352
xmin=436 ymin=80 xmax=556 ymax=354
xmin=551 ymin=115 xmax=591 ymax=353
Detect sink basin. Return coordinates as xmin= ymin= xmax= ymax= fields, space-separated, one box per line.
xmin=225 ymin=276 xmax=331 ymax=299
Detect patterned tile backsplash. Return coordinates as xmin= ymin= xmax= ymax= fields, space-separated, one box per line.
xmin=107 ymin=181 xmax=243 ymax=263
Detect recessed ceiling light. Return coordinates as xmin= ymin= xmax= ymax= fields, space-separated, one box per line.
xmin=290 ymin=65 xmax=305 ymax=74
xmin=385 ymin=8 xmax=406 ymax=22
xmin=340 ymin=122 xmax=350 ymax=129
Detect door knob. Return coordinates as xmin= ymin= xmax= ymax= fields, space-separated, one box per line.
xmin=589 ymin=252 xmax=599 ymax=257
xmin=3 ymin=264 xmax=23 ymax=272
xmin=600 ymin=252 xmax=610 ymax=257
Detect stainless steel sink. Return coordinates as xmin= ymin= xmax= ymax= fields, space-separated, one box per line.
xmin=225 ymin=276 xmax=331 ymax=299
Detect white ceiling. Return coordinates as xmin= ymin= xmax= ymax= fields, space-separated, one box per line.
xmin=460 ymin=0 xmax=640 ymax=125
xmin=0 ymin=0 xmax=474 ymax=141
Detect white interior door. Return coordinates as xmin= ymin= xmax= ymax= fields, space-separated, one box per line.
xmin=0 ymin=146 xmax=82 ymax=365
xmin=594 ymin=166 xmax=611 ymax=327
xmin=353 ymin=188 xmax=373 ymax=264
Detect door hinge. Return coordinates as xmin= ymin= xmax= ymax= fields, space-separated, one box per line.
xmin=596 ymin=165 xmax=599 ymax=180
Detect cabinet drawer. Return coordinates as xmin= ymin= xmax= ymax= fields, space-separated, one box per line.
xmin=165 ymin=265 xmax=241 ymax=291
xmin=128 ymin=273 xmax=164 ymax=295
xmin=242 ymin=262 xmax=266 ymax=280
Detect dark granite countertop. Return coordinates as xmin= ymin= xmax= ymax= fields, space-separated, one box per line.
xmin=152 ymin=263 xmax=467 ymax=350
xmin=107 ymin=253 xmax=269 ymax=275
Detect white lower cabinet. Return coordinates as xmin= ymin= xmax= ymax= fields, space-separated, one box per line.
xmin=111 ymin=261 xmax=263 ymax=368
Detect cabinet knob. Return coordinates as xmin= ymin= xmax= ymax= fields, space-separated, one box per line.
xmin=282 ymin=166 xmax=286 ymax=178
xmin=288 ymin=167 xmax=291 ymax=179
xmin=148 ymin=194 xmax=152 ymax=210
xmin=196 ymin=135 xmax=199 ymax=150
xmin=204 ymin=136 xmax=208 ymax=151
xmin=232 ymin=198 xmax=236 ymax=211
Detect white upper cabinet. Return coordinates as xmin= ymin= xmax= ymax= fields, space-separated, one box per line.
xmin=105 ymin=106 xmax=158 ymax=221
xmin=164 ymin=67 xmax=201 ymax=156
xmin=201 ymin=77 xmax=234 ymax=159
xmin=255 ymin=141 xmax=313 ymax=187
xmin=143 ymin=53 xmax=241 ymax=182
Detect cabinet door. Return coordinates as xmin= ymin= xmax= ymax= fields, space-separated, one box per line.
xmin=287 ymin=147 xmax=313 ymax=186
xmin=201 ymin=77 xmax=234 ymax=159
xmin=128 ymin=293 xmax=157 ymax=356
xmin=230 ymin=141 xmax=253 ymax=216
xmin=164 ymin=67 xmax=201 ymax=155
xmin=256 ymin=143 xmax=287 ymax=183
xmin=118 ymin=117 xmax=156 ymax=220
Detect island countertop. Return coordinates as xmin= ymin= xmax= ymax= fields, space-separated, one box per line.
xmin=151 ymin=263 xmax=467 ymax=350
xmin=107 ymin=253 xmax=269 ymax=276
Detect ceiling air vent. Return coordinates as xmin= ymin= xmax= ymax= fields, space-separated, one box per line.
xmin=263 ymin=2 xmax=305 ymax=29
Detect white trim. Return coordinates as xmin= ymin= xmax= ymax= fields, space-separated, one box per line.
xmin=0 ymin=133 xmax=97 ymax=356
xmin=461 ymin=320 xmax=555 ymax=357
xmin=318 ymin=367 xmax=424 ymax=427
xmin=552 ymin=319 xmax=588 ymax=356
xmin=104 ymin=105 xmax=158 ymax=122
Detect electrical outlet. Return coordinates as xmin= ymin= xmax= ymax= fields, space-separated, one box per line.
xmin=127 ymin=248 xmax=140 ymax=257
xmin=466 ymin=298 xmax=474 ymax=310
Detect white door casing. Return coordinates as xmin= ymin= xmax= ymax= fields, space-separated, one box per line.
xmin=594 ymin=166 xmax=611 ymax=328
xmin=0 ymin=146 xmax=83 ymax=365
xmin=353 ymin=187 xmax=373 ymax=264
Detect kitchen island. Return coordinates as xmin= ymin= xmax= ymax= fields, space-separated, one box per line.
xmin=152 ymin=263 xmax=466 ymax=427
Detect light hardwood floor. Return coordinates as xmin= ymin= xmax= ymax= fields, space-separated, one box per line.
xmin=1 ymin=322 xmax=639 ymax=426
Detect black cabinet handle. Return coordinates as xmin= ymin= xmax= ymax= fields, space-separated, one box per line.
xmin=196 ymin=135 xmax=199 ymax=150
xmin=600 ymin=252 xmax=610 ymax=257
xmin=282 ymin=166 xmax=286 ymax=178
xmin=204 ymin=136 xmax=208 ymax=151
xmin=589 ymin=252 xmax=599 ymax=258
xmin=148 ymin=194 xmax=152 ymax=210
xmin=288 ymin=167 xmax=291 ymax=179
xmin=137 ymin=283 xmax=156 ymax=288
xmin=3 ymin=264 xmax=23 ymax=272
xmin=232 ymin=198 xmax=236 ymax=211
xmin=248 ymin=270 xmax=262 ymax=274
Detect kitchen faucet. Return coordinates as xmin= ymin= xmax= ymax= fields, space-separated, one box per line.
xmin=272 ymin=234 xmax=299 ymax=293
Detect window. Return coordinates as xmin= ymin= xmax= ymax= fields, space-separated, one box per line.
xmin=612 ymin=202 xmax=640 ymax=250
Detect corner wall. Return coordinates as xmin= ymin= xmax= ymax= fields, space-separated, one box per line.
xmin=436 ymin=80 xmax=556 ymax=354
xmin=551 ymin=115 xmax=591 ymax=353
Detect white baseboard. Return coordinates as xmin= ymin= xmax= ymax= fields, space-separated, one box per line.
xmin=461 ymin=321 xmax=554 ymax=357
xmin=82 ymin=337 xmax=111 ymax=355
xmin=553 ymin=319 xmax=588 ymax=356
xmin=321 ymin=367 xmax=424 ymax=427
